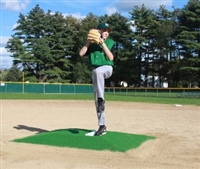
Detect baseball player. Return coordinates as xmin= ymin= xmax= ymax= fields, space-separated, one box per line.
xmin=79 ymin=22 xmax=115 ymax=136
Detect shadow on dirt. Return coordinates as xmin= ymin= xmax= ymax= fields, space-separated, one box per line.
xmin=13 ymin=125 xmax=49 ymax=134
xmin=13 ymin=125 xmax=92 ymax=135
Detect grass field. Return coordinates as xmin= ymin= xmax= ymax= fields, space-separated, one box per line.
xmin=1 ymin=93 xmax=199 ymax=106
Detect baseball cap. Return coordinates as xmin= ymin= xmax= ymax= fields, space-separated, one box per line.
xmin=97 ymin=22 xmax=111 ymax=31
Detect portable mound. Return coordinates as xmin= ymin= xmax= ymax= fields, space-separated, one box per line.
xmin=12 ymin=128 xmax=155 ymax=152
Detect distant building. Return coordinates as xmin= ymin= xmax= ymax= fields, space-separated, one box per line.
xmin=147 ymin=76 xmax=168 ymax=88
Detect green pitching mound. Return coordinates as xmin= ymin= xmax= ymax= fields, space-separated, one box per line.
xmin=12 ymin=128 xmax=155 ymax=152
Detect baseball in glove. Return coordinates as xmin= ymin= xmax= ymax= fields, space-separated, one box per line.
xmin=87 ymin=29 xmax=102 ymax=44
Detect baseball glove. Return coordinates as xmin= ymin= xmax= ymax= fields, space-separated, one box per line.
xmin=87 ymin=29 xmax=102 ymax=44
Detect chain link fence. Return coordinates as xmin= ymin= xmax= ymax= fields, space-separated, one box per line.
xmin=1 ymin=82 xmax=200 ymax=98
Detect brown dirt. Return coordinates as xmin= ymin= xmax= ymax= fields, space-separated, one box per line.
xmin=1 ymin=100 xmax=200 ymax=169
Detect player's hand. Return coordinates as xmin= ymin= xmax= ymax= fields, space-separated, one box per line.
xmin=99 ymin=37 xmax=105 ymax=45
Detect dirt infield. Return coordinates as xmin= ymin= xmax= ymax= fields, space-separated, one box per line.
xmin=1 ymin=100 xmax=200 ymax=169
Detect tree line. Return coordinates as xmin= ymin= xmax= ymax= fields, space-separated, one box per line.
xmin=3 ymin=0 xmax=200 ymax=87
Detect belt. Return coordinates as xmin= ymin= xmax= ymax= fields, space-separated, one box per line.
xmin=92 ymin=65 xmax=101 ymax=69
xmin=92 ymin=65 xmax=113 ymax=69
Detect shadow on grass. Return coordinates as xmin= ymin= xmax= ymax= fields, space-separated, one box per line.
xmin=54 ymin=128 xmax=92 ymax=134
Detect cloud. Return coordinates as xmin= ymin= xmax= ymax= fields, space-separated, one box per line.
xmin=0 ymin=56 xmax=13 ymax=69
xmin=1 ymin=0 xmax=30 ymax=11
xmin=0 ymin=36 xmax=13 ymax=68
xmin=4 ymin=24 xmax=17 ymax=32
xmin=12 ymin=23 xmax=19 ymax=30
xmin=49 ymin=11 xmax=85 ymax=20
xmin=129 ymin=20 xmax=136 ymax=32
xmin=113 ymin=0 xmax=173 ymax=12
xmin=0 ymin=48 xmax=13 ymax=69
xmin=0 ymin=47 xmax=10 ymax=56
xmin=0 ymin=36 xmax=10 ymax=47
xmin=64 ymin=12 xmax=86 ymax=20
xmin=105 ymin=7 xmax=117 ymax=16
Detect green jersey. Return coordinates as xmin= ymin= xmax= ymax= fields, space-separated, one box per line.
xmin=87 ymin=38 xmax=115 ymax=67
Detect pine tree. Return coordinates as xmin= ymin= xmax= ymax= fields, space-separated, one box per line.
xmin=130 ymin=5 xmax=156 ymax=87
xmin=176 ymin=0 xmax=200 ymax=87
xmin=6 ymin=4 xmax=75 ymax=82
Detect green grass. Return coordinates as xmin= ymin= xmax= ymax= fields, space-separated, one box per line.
xmin=0 ymin=93 xmax=94 ymax=100
xmin=1 ymin=93 xmax=200 ymax=105
xmin=12 ymin=128 xmax=155 ymax=152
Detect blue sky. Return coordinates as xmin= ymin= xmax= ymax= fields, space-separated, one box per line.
xmin=1 ymin=0 xmax=189 ymax=69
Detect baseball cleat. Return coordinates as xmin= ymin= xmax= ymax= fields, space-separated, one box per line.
xmin=94 ymin=125 xmax=106 ymax=136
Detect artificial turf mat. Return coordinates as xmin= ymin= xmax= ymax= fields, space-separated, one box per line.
xmin=12 ymin=128 xmax=156 ymax=152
